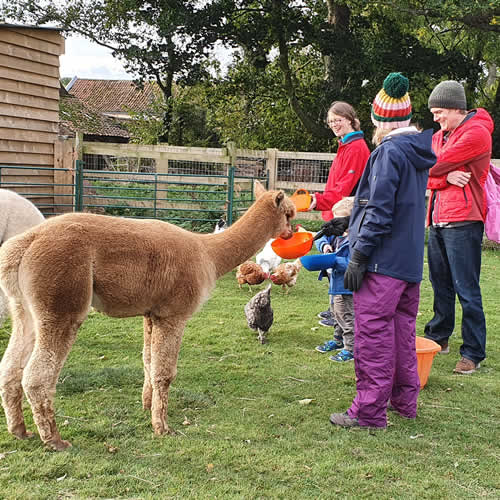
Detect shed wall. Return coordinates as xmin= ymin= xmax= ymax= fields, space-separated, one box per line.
xmin=0 ymin=26 xmax=64 ymax=208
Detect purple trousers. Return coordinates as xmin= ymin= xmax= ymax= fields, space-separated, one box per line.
xmin=347 ymin=272 xmax=421 ymax=427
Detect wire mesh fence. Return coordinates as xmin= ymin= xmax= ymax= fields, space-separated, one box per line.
xmin=77 ymin=162 xmax=265 ymax=232
xmin=82 ymin=153 xmax=156 ymax=172
xmin=277 ymin=157 xmax=331 ymax=184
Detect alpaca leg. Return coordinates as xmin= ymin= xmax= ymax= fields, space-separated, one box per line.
xmin=142 ymin=315 xmax=153 ymax=411
xmin=149 ymin=317 xmax=186 ymax=435
xmin=0 ymin=302 xmax=36 ymax=439
xmin=22 ymin=317 xmax=80 ymax=451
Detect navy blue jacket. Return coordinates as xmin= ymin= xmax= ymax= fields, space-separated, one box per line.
xmin=315 ymin=235 xmax=352 ymax=295
xmin=348 ymin=128 xmax=436 ymax=283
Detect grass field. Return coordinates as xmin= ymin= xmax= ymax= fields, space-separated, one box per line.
xmin=0 ymin=244 xmax=498 ymax=499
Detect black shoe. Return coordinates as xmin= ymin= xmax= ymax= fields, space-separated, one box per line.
xmin=319 ymin=318 xmax=336 ymax=327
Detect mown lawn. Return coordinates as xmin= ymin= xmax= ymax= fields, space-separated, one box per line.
xmin=0 ymin=244 xmax=498 ymax=499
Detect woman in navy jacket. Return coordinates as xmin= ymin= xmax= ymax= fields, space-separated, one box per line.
xmin=329 ymin=73 xmax=436 ymax=429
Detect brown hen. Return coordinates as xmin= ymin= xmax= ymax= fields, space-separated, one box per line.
xmin=270 ymin=258 xmax=302 ymax=293
xmin=236 ymin=261 xmax=269 ymax=290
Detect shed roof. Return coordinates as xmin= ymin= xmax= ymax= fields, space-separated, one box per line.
xmin=59 ymin=94 xmax=130 ymax=139
xmin=67 ymin=78 xmax=159 ymax=114
xmin=0 ymin=23 xmax=63 ymax=31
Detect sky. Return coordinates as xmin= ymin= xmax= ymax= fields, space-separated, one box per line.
xmin=59 ymin=35 xmax=234 ymax=80
xmin=60 ymin=35 xmax=134 ymax=80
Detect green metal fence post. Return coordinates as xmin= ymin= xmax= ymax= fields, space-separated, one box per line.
xmin=154 ymin=172 xmax=158 ymax=219
xmin=75 ymin=159 xmax=84 ymax=211
xmin=227 ymin=166 xmax=235 ymax=226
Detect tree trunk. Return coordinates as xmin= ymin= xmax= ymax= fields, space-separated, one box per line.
xmin=272 ymin=0 xmax=332 ymax=139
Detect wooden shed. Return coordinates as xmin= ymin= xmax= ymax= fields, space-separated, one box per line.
xmin=0 ymin=24 xmax=67 ymax=211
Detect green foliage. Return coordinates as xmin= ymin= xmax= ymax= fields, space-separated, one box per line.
xmin=0 ymin=246 xmax=499 ymax=498
xmin=207 ymin=52 xmax=333 ymax=151
xmin=2 ymin=0 xmax=499 ymax=153
xmin=87 ymin=180 xmax=254 ymax=232
xmin=125 ymin=98 xmax=166 ymax=145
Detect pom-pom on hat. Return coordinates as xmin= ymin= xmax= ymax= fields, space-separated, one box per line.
xmin=371 ymin=72 xmax=412 ymax=129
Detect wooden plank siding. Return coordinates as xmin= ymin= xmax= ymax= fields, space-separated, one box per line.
xmin=0 ymin=25 xmax=64 ymax=207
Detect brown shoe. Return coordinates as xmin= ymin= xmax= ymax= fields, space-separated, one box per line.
xmin=438 ymin=342 xmax=450 ymax=355
xmin=453 ymin=357 xmax=480 ymax=374
xmin=329 ymin=412 xmax=359 ymax=428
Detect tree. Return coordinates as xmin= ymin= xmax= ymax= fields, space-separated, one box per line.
xmin=3 ymin=0 xmax=498 ymax=153
xmin=214 ymin=0 xmax=483 ymax=147
xmin=2 ymin=0 xmax=222 ymax=141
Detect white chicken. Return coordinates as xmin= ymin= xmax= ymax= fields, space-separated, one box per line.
xmin=256 ymin=239 xmax=282 ymax=274
xmin=213 ymin=217 xmax=227 ymax=233
xmin=244 ymin=284 xmax=274 ymax=344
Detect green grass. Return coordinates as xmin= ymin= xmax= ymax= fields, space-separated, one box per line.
xmin=0 ymin=247 xmax=499 ymax=499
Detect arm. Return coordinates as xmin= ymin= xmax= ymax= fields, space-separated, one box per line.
xmin=314 ymin=234 xmax=333 ymax=253
xmin=315 ymin=146 xmax=368 ymax=211
xmin=352 ymin=145 xmax=400 ymax=258
xmin=333 ymin=255 xmax=349 ymax=272
xmin=427 ymin=176 xmax=448 ymax=191
xmin=429 ymin=126 xmax=491 ymax=178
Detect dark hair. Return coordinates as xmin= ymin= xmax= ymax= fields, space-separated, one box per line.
xmin=327 ymin=101 xmax=361 ymax=131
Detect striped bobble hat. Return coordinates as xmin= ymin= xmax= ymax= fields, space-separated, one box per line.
xmin=371 ymin=72 xmax=412 ymax=129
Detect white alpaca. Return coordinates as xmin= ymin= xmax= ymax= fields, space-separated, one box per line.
xmin=0 ymin=190 xmax=45 ymax=325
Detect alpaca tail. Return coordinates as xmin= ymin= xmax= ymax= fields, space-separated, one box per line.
xmin=0 ymin=231 xmax=36 ymax=301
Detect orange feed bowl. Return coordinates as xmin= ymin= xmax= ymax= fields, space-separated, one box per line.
xmin=290 ymin=189 xmax=312 ymax=212
xmin=271 ymin=232 xmax=314 ymax=259
xmin=416 ymin=337 xmax=441 ymax=389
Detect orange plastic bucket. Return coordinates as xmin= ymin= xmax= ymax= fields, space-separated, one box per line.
xmin=271 ymin=231 xmax=314 ymax=259
xmin=416 ymin=337 xmax=441 ymax=388
xmin=290 ymin=189 xmax=312 ymax=212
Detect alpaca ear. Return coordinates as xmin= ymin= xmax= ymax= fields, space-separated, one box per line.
xmin=254 ymin=180 xmax=266 ymax=199
xmin=274 ymin=191 xmax=285 ymax=206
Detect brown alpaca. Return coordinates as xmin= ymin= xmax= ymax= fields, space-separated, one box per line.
xmin=0 ymin=181 xmax=296 ymax=451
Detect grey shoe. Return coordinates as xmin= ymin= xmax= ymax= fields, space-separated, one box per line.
xmin=329 ymin=412 xmax=359 ymax=428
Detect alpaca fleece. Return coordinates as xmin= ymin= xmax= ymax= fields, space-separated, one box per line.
xmin=0 ymin=182 xmax=296 ymax=450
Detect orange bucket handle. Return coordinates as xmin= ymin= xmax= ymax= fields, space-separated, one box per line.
xmin=293 ymin=189 xmax=309 ymax=196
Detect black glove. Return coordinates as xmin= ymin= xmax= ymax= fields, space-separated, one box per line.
xmin=314 ymin=216 xmax=350 ymax=241
xmin=344 ymin=249 xmax=369 ymax=292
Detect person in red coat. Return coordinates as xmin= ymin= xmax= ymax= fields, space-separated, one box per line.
xmin=308 ymin=101 xmax=370 ymax=326
xmin=424 ymin=80 xmax=494 ymax=375
xmin=308 ymin=101 xmax=370 ymax=221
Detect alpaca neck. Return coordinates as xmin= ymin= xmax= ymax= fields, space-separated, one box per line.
xmin=203 ymin=203 xmax=277 ymax=278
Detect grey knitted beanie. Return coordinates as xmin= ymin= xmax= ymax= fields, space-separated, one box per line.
xmin=428 ymin=80 xmax=467 ymax=110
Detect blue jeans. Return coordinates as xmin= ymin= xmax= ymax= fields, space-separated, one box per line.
xmin=424 ymin=223 xmax=486 ymax=363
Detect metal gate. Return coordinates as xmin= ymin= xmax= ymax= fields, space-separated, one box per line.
xmin=0 ymin=162 xmax=269 ymax=232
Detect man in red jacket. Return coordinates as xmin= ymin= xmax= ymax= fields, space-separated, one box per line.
xmin=424 ymin=80 xmax=494 ymax=374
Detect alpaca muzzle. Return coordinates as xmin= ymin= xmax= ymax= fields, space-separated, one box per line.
xmin=279 ymin=226 xmax=294 ymax=240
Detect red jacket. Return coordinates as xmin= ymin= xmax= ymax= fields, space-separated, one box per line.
xmin=315 ymin=131 xmax=370 ymax=221
xmin=426 ymin=108 xmax=494 ymax=226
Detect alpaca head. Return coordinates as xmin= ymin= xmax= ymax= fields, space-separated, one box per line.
xmin=254 ymin=181 xmax=296 ymax=240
